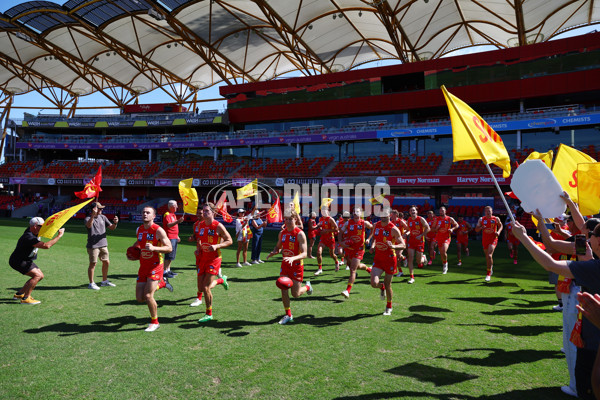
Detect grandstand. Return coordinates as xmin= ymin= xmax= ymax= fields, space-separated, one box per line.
xmin=1 ymin=32 xmax=599 ymax=223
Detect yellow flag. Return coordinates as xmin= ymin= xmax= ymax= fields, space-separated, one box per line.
xmin=577 ymin=163 xmax=600 ymax=216
xmin=551 ymin=144 xmax=596 ymax=204
xmin=321 ymin=198 xmax=333 ymax=208
xmin=524 ymin=150 xmax=554 ymax=168
xmin=39 ymin=198 xmax=93 ymax=239
xmin=293 ymin=191 xmax=301 ymax=213
xmin=370 ymin=194 xmax=386 ymax=205
xmin=236 ymin=179 xmax=257 ymax=200
xmin=178 ymin=178 xmax=199 ymax=215
xmin=441 ymin=85 xmax=511 ymax=178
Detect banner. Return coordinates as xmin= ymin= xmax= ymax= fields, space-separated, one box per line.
xmin=178 ymin=178 xmax=199 ymax=215
xmin=39 ymin=198 xmax=94 ymax=239
xmin=577 ymin=163 xmax=600 ymax=216
xmin=551 ymin=144 xmax=596 ymax=204
xmin=236 ymin=179 xmax=258 ymax=200
xmin=267 ymin=197 xmax=283 ymax=223
xmin=442 ymin=85 xmax=511 ymax=178
xmin=74 ymin=166 xmax=102 ymax=199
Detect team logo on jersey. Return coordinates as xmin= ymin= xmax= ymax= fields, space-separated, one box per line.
xmin=138 ymin=233 xmax=143 ymax=241
xmin=200 ymin=228 xmax=205 ymax=235
xmin=288 ymin=236 xmax=296 ymax=243
xmin=146 ymin=234 xmax=154 ymax=241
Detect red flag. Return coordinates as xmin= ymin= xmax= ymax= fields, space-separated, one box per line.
xmin=267 ymin=197 xmax=283 ymax=223
xmin=75 ymin=166 xmax=102 ymax=199
xmin=215 ymin=192 xmax=233 ymax=223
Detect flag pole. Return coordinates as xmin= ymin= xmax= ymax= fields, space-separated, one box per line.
xmin=442 ymin=85 xmax=515 ymax=224
xmin=484 ymin=163 xmax=516 ymax=224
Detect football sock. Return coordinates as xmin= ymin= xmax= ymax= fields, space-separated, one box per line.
xmin=386 ymin=301 xmax=392 ymax=309
xmin=206 ymin=307 xmax=213 ymax=316
xmin=285 ymin=307 xmax=292 ymax=317
xmin=216 ymin=278 xmax=224 ymax=285
xmin=366 ymin=267 xmax=372 ymax=273
xmin=150 ymin=318 xmax=158 ymax=325
xmin=197 ymin=291 xmax=203 ymax=300
xmin=410 ymin=274 xmax=414 ymax=279
xmin=158 ymin=280 xmax=166 ymax=289
xmin=346 ymin=284 xmax=352 ymax=292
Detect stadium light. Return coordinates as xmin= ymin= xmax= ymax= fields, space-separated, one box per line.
xmin=148 ymin=8 xmax=165 ymax=21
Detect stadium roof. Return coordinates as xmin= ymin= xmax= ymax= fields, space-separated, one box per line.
xmin=0 ymin=0 xmax=599 ymax=111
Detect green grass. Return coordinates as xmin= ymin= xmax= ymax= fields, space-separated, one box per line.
xmin=0 ymin=218 xmax=569 ymax=399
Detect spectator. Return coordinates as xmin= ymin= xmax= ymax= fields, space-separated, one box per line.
xmin=163 ymin=200 xmax=184 ymax=278
xmin=235 ymin=209 xmax=251 ymax=268
xmin=85 ymin=202 xmax=118 ymax=290
xmin=250 ymin=210 xmax=266 ymax=264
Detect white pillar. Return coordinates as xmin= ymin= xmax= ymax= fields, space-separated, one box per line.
xmin=296 ymin=143 xmax=300 ymax=158
xmin=516 ymin=130 xmax=521 ymax=150
xmin=394 ymin=138 xmax=399 ymax=155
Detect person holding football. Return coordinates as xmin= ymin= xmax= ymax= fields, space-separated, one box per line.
xmin=266 ymin=209 xmax=312 ymax=325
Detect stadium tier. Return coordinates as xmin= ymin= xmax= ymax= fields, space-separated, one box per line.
xmin=1 ymin=32 xmax=599 ymax=221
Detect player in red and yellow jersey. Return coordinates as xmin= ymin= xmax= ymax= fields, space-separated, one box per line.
xmin=266 ymin=209 xmax=312 ymax=325
xmin=456 ymin=215 xmax=472 ymax=266
xmin=431 ymin=206 xmax=458 ymax=275
xmin=505 ymin=219 xmax=520 ymax=265
xmin=389 ymin=209 xmax=409 ymax=276
xmin=315 ymin=208 xmax=339 ymax=275
xmin=406 ymin=205 xmax=430 ymax=284
xmin=337 ymin=211 xmax=351 ymax=267
xmin=475 ymin=206 xmax=502 ymax=282
xmin=133 ymin=207 xmax=172 ymax=332
xmin=425 ymin=210 xmax=437 ymax=266
xmin=193 ymin=203 xmax=233 ymax=323
xmin=307 ymin=212 xmax=318 ymax=259
xmin=340 ymin=207 xmax=373 ymax=298
xmin=369 ymin=209 xmax=405 ymax=315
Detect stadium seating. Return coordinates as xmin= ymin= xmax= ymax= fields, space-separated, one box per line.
xmin=232 ymin=157 xmax=333 ymax=178
xmin=103 ymin=161 xmax=168 ymax=179
xmin=0 ymin=160 xmax=41 ymax=176
xmin=155 ymin=159 xmax=243 ymax=179
xmin=28 ymin=160 xmax=105 ymax=178
xmin=327 ymin=153 xmax=442 ymax=176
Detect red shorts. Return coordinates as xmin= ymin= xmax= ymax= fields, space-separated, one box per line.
xmin=457 ymin=235 xmax=469 ymax=246
xmin=408 ymin=237 xmax=425 ymax=253
xmin=320 ymin=235 xmax=335 ymax=250
xmin=197 ymin=257 xmax=222 ymax=276
xmin=345 ymin=247 xmax=365 ymax=261
xmin=508 ymin=237 xmax=520 ymax=246
xmin=426 ymin=232 xmax=436 ymax=241
xmin=373 ymin=254 xmax=397 ymax=275
xmin=482 ymin=236 xmax=498 ymax=249
xmin=280 ymin=261 xmax=304 ymax=282
xmin=308 ymin=230 xmax=318 ymax=239
xmin=137 ymin=263 xmax=164 ymax=283
xmin=436 ymin=234 xmax=451 ymax=247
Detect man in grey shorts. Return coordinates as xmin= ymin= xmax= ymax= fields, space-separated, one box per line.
xmin=85 ymin=201 xmax=118 ymax=290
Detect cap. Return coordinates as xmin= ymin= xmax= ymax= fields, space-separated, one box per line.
xmin=29 ymin=217 xmax=44 ymax=226
xmin=92 ymin=201 xmax=105 ymax=209
xmin=237 ymin=208 xmax=245 ymax=213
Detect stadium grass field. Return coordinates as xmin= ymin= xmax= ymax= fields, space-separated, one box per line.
xmin=0 ymin=217 xmax=571 ymax=399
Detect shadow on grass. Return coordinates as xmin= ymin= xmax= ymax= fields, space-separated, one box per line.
xmin=450 ymin=296 xmax=510 ymax=306
xmin=385 ymin=362 xmax=478 ymax=386
xmin=178 ymin=316 xmax=281 ymax=337
xmin=295 ymin=312 xmax=378 ymax=327
xmin=510 ymin=287 xmax=555 ymax=295
xmin=408 ymin=305 xmax=452 ymax=313
xmin=438 ymin=348 xmax=564 ymax=367
xmin=331 ymin=387 xmax=560 ymax=400
xmin=481 ymin=308 xmax=557 ymax=316
xmin=23 ymin=312 xmax=201 ymax=336
xmin=458 ymin=322 xmax=561 ymax=336
xmin=394 ymin=313 xmax=446 ymax=324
